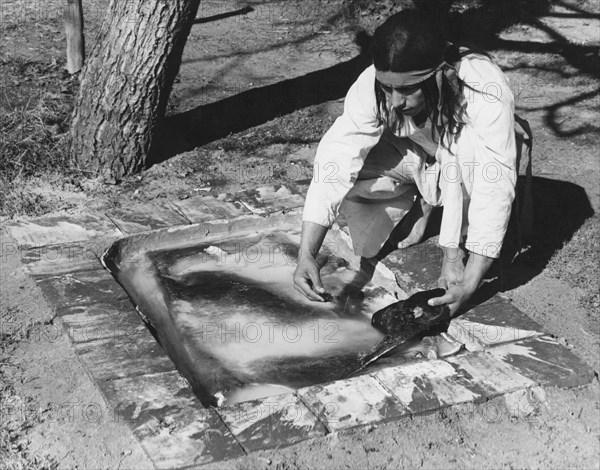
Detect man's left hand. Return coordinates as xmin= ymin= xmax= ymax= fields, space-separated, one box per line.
xmin=428 ymin=247 xmax=494 ymax=316
xmin=428 ymin=282 xmax=476 ymax=316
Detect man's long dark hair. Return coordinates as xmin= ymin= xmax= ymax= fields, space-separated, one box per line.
xmin=369 ymin=10 xmax=476 ymax=149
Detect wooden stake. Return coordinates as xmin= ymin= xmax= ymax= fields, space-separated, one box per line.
xmin=64 ymin=0 xmax=85 ymax=74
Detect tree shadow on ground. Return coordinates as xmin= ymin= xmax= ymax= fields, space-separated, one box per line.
xmin=151 ymin=53 xmax=371 ymax=162
xmin=522 ymin=87 xmax=600 ymax=137
xmin=193 ymin=6 xmax=254 ymax=24
xmin=152 ymin=0 xmax=597 ymax=164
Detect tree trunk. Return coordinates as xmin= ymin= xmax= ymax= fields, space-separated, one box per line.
xmin=70 ymin=0 xmax=201 ymax=182
xmin=64 ymin=0 xmax=85 ymax=74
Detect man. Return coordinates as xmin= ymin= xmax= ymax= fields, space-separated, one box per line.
xmin=293 ymin=11 xmax=517 ymax=315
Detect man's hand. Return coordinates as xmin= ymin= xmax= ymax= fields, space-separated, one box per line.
xmin=429 ymin=247 xmax=494 ymax=316
xmin=429 ymin=282 xmax=477 ymax=316
xmin=293 ymin=221 xmax=330 ymax=302
xmin=293 ymin=254 xmax=326 ymax=301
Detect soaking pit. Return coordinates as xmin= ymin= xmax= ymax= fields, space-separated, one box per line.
xmin=101 ymin=210 xmax=464 ymax=409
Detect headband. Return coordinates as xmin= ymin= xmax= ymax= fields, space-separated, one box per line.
xmin=375 ymin=65 xmax=443 ymax=87
xmin=376 ymin=59 xmax=464 ymax=130
xmin=375 ymin=42 xmax=459 ymax=87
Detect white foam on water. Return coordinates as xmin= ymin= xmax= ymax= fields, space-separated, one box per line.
xmin=167 ymin=242 xmax=397 ymax=315
xmin=177 ymin=309 xmax=384 ymax=367
xmin=167 ymin=246 xmax=301 ymax=299
xmin=222 ymin=383 xmax=296 ymax=405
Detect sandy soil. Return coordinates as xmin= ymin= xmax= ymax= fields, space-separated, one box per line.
xmin=1 ymin=0 xmax=599 ymax=468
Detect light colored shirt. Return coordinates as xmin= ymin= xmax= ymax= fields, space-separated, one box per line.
xmin=303 ymin=54 xmax=517 ymax=258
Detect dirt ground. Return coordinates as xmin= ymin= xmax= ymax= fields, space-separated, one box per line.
xmin=1 ymin=0 xmax=599 ymax=469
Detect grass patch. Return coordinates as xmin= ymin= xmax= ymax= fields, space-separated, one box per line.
xmin=0 ymin=98 xmax=68 ymax=175
xmin=0 ymin=58 xmax=82 ymax=218
xmin=0 ymin=99 xmax=70 ymax=217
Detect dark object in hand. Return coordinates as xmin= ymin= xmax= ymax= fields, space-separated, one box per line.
xmin=354 ymin=288 xmax=451 ymax=373
xmin=371 ymin=288 xmax=449 ymax=335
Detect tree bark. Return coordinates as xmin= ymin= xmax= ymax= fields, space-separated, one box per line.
xmin=70 ymin=0 xmax=201 ymax=182
xmin=64 ymin=0 xmax=85 ymax=74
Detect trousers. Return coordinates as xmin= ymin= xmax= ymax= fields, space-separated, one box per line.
xmin=339 ymin=129 xmax=440 ymax=258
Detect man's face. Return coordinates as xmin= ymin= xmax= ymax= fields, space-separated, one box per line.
xmin=375 ymin=70 xmax=426 ymax=117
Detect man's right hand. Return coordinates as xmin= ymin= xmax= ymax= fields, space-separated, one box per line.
xmin=294 ymin=221 xmax=330 ymax=301
xmin=293 ymin=254 xmax=327 ymax=301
